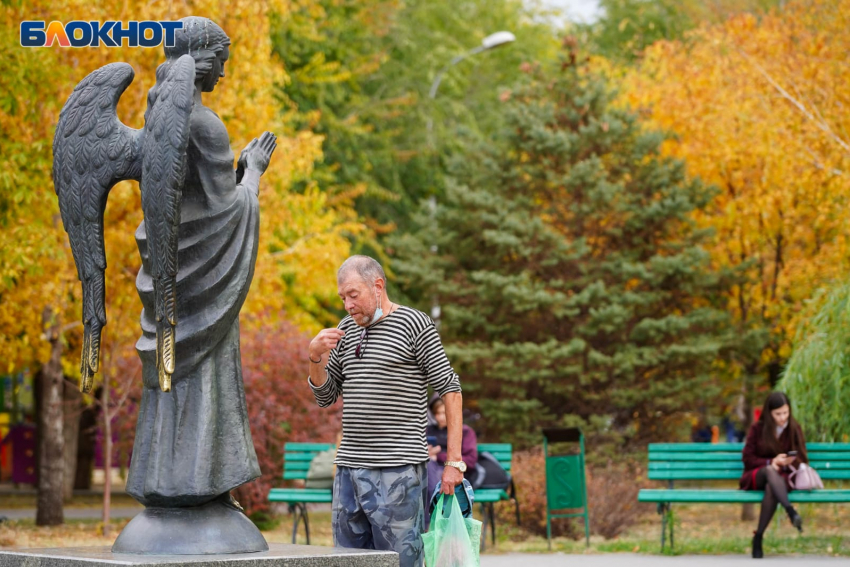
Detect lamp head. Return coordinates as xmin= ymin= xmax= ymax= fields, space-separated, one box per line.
xmin=481 ymin=31 xmax=516 ymax=50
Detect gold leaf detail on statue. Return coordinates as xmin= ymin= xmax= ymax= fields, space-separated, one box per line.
xmin=158 ymin=360 xmax=171 ymax=393
xmin=80 ymin=326 xmax=93 ymax=393
xmin=88 ymin=323 xmax=101 ymax=375
xmin=161 ymin=324 xmax=176 ymax=376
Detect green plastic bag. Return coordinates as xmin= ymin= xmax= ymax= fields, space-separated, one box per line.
xmin=423 ymin=494 xmax=482 ymax=567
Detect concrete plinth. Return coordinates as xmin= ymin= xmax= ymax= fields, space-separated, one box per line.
xmin=111 ymin=499 xmax=269 ymax=555
xmin=0 ymin=544 xmax=398 ymax=567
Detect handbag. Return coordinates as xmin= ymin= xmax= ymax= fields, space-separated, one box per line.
xmin=789 ymin=462 xmax=824 ymax=490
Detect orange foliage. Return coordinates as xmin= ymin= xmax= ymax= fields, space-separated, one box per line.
xmin=622 ymin=0 xmax=850 ymax=368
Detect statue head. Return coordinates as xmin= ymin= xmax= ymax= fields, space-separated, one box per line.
xmin=165 ymin=16 xmax=231 ymax=92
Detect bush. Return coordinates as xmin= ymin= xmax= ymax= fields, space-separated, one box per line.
xmin=586 ymin=461 xmax=647 ymax=539
xmin=496 ymin=448 xmax=648 ymax=540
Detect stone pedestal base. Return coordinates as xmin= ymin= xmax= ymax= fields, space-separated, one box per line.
xmin=0 ymin=544 xmax=397 ymax=567
xmin=112 ymin=498 xmax=267 ymax=554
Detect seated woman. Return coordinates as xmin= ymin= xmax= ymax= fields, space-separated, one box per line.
xmin=425 ymin=394 xmax=478 ymax=528
xmin=740 ymin=391 xmax=807 ymax=558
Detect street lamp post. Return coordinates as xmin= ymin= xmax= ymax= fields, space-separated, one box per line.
xmin=428 ymin=31 xmax=517 ymax=102
xmin=426 ymin=31 xmax=516 ymax=325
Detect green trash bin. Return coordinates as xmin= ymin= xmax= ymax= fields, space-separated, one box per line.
xmin=543 ymin=427 xmax=590 ymax=549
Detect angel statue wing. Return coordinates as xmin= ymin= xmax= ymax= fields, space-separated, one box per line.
xmin=140 ymin=54 xmax=196 ymax=393
xmin=53 ymin=55 xmax=196 ymax=394
xmin=53 ymin=62 xmax=144 ymax=394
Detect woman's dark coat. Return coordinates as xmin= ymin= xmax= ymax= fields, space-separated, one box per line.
xmin=740 ymin=420 xmax=808 ymax=491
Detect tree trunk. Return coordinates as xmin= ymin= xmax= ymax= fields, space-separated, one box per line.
xmin=63 ymin=381 xmax=81 ymax=502
xmin=74 ymin=401 xmax=97 ymax=490
xmin=36 ymin=307 xmax=64 ymax=526
xmin=102 ymin=379 xmax=112 ymax=536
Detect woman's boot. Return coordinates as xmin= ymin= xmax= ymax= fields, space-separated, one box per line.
xmin=787 ymin=507 xmax=803 ymax=533
xmin=752 ymin=532 xmax=763 ymax=559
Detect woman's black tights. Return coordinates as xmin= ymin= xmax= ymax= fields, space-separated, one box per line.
xmin=754 ymin=466 xmax=793 ymax=535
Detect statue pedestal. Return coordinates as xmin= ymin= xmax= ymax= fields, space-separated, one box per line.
xmin=112 ymin=498 xmax=268 ymax=555
xmin=0 ymin=544 xmax=397 ymax=567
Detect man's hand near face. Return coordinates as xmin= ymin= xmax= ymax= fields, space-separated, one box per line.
xmin=308 ymin=328 xmax=345 ymax=387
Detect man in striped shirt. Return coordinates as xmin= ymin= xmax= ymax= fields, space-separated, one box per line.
xmin=308 ymin=255 xmax=465 ymax=567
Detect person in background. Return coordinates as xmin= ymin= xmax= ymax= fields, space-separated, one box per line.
xmin=425 ymin=393 xmax=477 ymax=529
xmin=740 ymin=391 xmax=808 ymax=559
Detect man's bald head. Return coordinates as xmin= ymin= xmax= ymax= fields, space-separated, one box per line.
xmin=337 ymin=255 xmax=386 ymax=287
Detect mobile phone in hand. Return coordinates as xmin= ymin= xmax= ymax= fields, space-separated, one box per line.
xmin=788 ymin=451 xmax=798 ymax=457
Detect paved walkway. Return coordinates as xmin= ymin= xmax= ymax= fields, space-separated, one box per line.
xmin=480 ymin=553 xmax=847 ymax=566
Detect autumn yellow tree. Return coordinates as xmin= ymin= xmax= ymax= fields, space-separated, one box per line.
xmin=621 ymin=0 xmax=850 ymax=403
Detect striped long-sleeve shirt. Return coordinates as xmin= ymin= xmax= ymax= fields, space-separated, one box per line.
xmin=308 ymin=306 xmax=462 ymax=468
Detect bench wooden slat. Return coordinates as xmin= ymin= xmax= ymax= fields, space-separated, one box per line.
xmin=650 ymin=451 xmax=850 ymax=462
xmin=806 ymin=444 xmax=850 ymax=451
xmin=649 ymin=462 xmax=740 ymax=470
xmin=478 ymin=443 xmax=512 ymax=452
xmin=809 ymin=461 xmax=850 ymax=469
xmin=475 ymin=489 xmax=510 ymax=503
xmin=639 ymin=488 xmax=850 ymax=504
xmin=649 ymin=471 xmax=741 ymax=480
xmin=284 ymin=443 xmax=335 ymax=452
xmin=485 ymin=451 xmax=513 ymax=461
xmin=283 ymin=472 xmax=309 ymax=480
xmin=648 ymin=470 xmax=850 ymax=481
xmin=649 ymin=443 xmax=743 ymax=452
xmin=649 ymin=452 xmax=741 ymax=461
xmin=649 ymin=460 xmax=850 ymax=471
xmin=284 ymin=453 xmax=324 ymax=462
xmin=269 ymin=488 xmax=333 ymax=503
xmin=649 ymin=442 xmax=850 ymax=452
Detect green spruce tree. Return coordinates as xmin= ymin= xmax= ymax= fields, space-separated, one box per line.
xmin=392 ymin=40 xmax=748 ymax=447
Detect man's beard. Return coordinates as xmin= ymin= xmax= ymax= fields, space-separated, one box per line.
xmin=362 ymin=308 xmax=377 ymax=325
xmin=354 ymin=307 xmax=377 ymax=326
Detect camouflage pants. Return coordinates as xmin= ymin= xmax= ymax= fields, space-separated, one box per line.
xmin=332 ymin=463 xmax=426 ymax=567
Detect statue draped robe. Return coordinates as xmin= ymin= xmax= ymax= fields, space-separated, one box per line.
xmin=126 ymin=103 xmax=261 ymax=508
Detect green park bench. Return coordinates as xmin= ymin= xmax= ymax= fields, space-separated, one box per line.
xmin=474 ymin=443 xmax=521 ymax=551
xmin=638 ymin=442 xmax=850 ymax=550
xmin=268 ymin=442 xmax=335 ymax=544
xmin=267 ymin=442 xmax=520 ymax=547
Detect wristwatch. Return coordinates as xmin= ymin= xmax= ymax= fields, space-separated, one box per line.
xmin=445 ymin=460 xmax=467 ymax=473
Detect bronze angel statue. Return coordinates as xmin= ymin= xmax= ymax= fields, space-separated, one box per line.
xmin=53 ymin=17 xmax=274 ymax=553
